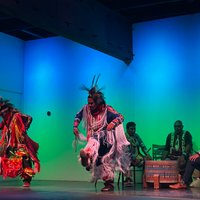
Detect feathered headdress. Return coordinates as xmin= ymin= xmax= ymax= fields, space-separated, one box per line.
xmin=81 ymin=74 xmax=105 ymax=105
xmin=0 ymin=97 xmax=14 ymax=115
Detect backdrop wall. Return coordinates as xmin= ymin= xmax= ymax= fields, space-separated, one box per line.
xmin=0 ymin=13 xmax=200 ymax=182
xmin=0 ymin=33 xmax=24 ymax=109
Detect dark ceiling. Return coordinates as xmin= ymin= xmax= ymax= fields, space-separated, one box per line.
xmin=0 ymin=0 xmax=200 ymax=64
xmin=0 ymin=10 xmax=56 ymax=41
xmin=98 ymin=0 xmax=200 ymax=24
xmin=1 ymin=0 xmax=200 ymax=41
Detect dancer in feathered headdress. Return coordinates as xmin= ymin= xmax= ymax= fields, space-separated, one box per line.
xmin=0 ymin=97 xmax=40 ymax=187
xmin=73 ymin=75 xmax=130 ymax=192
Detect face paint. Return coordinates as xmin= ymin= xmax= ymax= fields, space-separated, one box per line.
xmin=88 ymin=97 xmax=97 ymax=111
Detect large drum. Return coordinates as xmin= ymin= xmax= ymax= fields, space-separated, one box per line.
xmin=143 ymin=160 xmax=180 ymax=189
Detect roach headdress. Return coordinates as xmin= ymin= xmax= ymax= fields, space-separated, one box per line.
xmin=81 ymin=74 xmax=105 ymax=106
xmin=0 ymin=97 xmax=14 ymax=115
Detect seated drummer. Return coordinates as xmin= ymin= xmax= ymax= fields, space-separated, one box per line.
xmin=162 ymin=120 xmax=193 ymax=177
xmin=124 ymin=122 xmax=151 ymax=186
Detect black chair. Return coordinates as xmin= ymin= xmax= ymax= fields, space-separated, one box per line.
xmin=118 ymin=147 xmax=152 ymax=187
xmin=117 ymin=162 xmax=144 ymax=187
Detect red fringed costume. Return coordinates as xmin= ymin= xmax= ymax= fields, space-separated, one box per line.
xmin=0 ymin=97 xmax=40 ymax=187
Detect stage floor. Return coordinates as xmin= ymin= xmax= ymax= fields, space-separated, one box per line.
xmin=0 ymin=180 xmax=200 ymax=200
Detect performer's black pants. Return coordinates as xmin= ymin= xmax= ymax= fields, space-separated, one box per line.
xmin=183 ymin=156 xmax=200 ymax=185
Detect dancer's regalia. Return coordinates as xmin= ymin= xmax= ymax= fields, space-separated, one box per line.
xmin=73 ymin=75 xmax=130 ymax=191
xmin=0 ymin=97 xmax=40 ymax=187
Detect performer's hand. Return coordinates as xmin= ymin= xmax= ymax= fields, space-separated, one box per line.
xmin=107 ymin=122 xmax=115 ymax=131
xmin=33 ymin=162 xmax=40 ymax=173
xmin=73 ymin=127 xmax=79 ymax=137
xmin=190 ymin=153 xmax=200 ymax=161
xmin=20 ymin=135 xmax=25 ymax=142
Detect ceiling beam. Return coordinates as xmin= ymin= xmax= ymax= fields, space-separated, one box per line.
xmin=0 ymin=0 xmax=133 ymax=64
